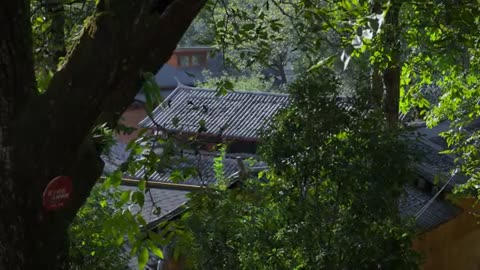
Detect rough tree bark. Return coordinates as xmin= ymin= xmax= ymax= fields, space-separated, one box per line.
xmin=0 ymin=0 xmax=206 ymax=269
xmin=0 ymin=1 xmax=37 ymax=268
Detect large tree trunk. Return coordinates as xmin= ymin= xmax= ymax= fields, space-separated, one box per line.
xmin=0 ymin=0 xmax=206 ymax=268
xmin=0 ymin=1 xmax=37 ymax=268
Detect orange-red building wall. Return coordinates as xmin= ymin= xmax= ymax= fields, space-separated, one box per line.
xmin=414 ymin=198 xmax=480 ymax=270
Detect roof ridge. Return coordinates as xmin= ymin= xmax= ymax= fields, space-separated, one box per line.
xmin=140 ymin=85 xmax=290 ymax=139
xmin=177 ymin=86 xmax=290 ymax=97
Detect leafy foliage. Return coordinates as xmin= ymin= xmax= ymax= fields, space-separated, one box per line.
xmin=200 ymin=0 xmax=480 ymax=199
xmin=197 ymin=71 xmax=275 ymax=92
xmin=52 ymin=0 xmax=480 ymax=268
xmin=31 ymin=0 xmax=96 ymax=92
xmin=68 ymin=186 xmax=129 ymax=270
xmin=396 ymin=1 xmax=480 ymax=197
xmin=175 ymin=69 xmax=419 ymax=269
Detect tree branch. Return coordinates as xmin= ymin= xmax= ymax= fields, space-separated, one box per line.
xmin=16 ymin=0 xmax=207 ymax=182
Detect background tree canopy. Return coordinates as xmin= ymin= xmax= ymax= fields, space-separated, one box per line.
xmin=176 ymin=70 xmax=419 ymax=269
xmin=194 ymin=0 xmax=480 ymax=195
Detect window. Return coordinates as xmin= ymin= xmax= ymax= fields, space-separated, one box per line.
xmin=191 ymin=54 xmax=206 ymax=66
xmin=178 ymin=55 xmax=190 ymax=67
xmin=177 ymin=53 xmax=208 ymax=68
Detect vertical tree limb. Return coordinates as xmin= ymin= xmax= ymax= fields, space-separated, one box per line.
xmin=371 ymin=0 xmax=384 ymax=108
xmin=383 ymin=1 xmax=402 ymax=128
xmin=0 ymin=1 xmax=36 ymax=269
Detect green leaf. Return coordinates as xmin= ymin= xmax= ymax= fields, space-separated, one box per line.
xmin=242 ymin=23 xmax=255 ymax=31
xmin=105 ymin=170 xmax=122 ymax=189
xmin=119 ymin=190 xmax=131 ymax=206
xmin=115 ymin=234 xmax=124 ymax=246
xmin=137 ymin=246 xmax=149 ymax=270
xmin=224 ymin=80 xmax=234 ymax=91
xmin=198 ymin=119 xmax=208 ymax=133
xmin=308 ymin=55 xmax=335 ymax=72
xmin=147 ymin=240 xmax=164 ymax=259
xmin=99 ymin=200 xmax=107 ymax=208
xmin=341 ymin=0 xmax=352 ymax=10
xmin=169 ymin=170 xmax=184 ymax=182
xmin=136 ymin=128 xmax=149 ymax=138
xmin=138 ymin=179 xmax=146 ymax=192
xmin=132 ymin=191 xmax=145 ymax=208
xmin=148 ymin=231 xmax=164 ymax=243
xmin=136 ymin=214 xmax=147 ymax=226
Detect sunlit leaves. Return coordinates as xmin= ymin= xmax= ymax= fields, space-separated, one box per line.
xmin=146 ymin=239 xmax=164 ymax=259
xmin=176 ymin=69 xmax=418 ymax=269
xmin=137 ymin=246 xmax=149 ymax=270
xmin=213 ymin=144 xmax=228 ymax=189
xmin=198 ymin=71 xmax=274 ymax=92
xmin=31 ymin=0 xmax=96 ymax=91
xmin=307 ymin=55 xmax=335 ymax=72
xmin=103 ymin=170 xmax=122 ymax=189
xmin=68 ymin=186 xmax=129 ymax=269
xmin=35 ymin=68 xmax=53 ymax=93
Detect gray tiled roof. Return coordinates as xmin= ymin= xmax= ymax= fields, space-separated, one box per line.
xmin=413 ymin=139 xmax=467 ymax=188
xmin=102 ymin=141 xmax=251 ymax=187
xmin=140 ymin=86 xmax=289 ymax=140
xmin=412 ymin=119 xmax=480 ymax=187
xmin=104 ymin=118 xmax=467 ymax=233
xmin=397 ymin=120 xmax=479 ymax=231
xmin=398 ymin=124 xmax=466 ymax=231
xmin=102 ymin=141 xmax=243 ymax=225
xmin=154 ymin=64 xmax=196 ymax=89
xmin=140 ymin=176 xmax=461 ymax=232
xmin=125 ymin=152 xmax=244 ymax=186
xmin=119 ymin=185 xmax=190 ymax=224
xmin=399 ymin=186 xmax=460 ymax=232
xmin=102 ymin=141 xmax=130 ymax=174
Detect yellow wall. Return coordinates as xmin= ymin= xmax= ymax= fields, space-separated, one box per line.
xmin=414 ymin=198 xmax=480 ymax=270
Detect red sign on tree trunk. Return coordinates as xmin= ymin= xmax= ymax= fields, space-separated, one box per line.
xmin=42 ymin=176 xmax=73 ymax=211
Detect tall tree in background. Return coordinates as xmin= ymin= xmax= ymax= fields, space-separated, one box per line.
xmin=179 ymin=70 xmax=419 ymax=269
xmin=0 ymin=0 xmax=205 ymax=268
xmin=203 ymin=0 xmax=479 ymax=128
xmin=173 ymin=1 xmax=479 ymax=268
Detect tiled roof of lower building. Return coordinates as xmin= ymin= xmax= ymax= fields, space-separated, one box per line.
xmin=140 ymin=86 xmax=290 ymax=140
xmin=102 ymin=141 xmax=130 ymax=174
xmin=413 ymin=138 xmax=468 ymax=188
xmin=125 ymin=152 xmax=243 ymax=186
xmin=119 ymin=185 xmax=190 ymax=224
xmin=105 ymin=117 xmax=469 ymax=231
xmin=103 ymin=140 xmax=461 ymax=231
xmin=102 ymin=141 xmax=262 ymax=187
xmin=399 ymin=186 xmax=461 ymax=232
xmin=412 ymin=119 xmax=480 ymax=187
